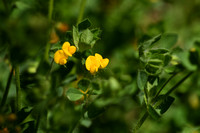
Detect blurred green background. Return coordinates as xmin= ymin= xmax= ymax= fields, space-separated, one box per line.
xmin=0 ymin=0 xmax=200 ymax=133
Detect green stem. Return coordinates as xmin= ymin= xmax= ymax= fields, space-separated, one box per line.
xmin=133 ymin=111 xmax=149 ymax=133
xmin=165 ymin=72 xmax=193 ymax=97
xmin=44 ymin=42 xmax=51 ymax=62
xmin=35 ymin=112 xmax=41 ymax=133
xmin=133 ymin=72 xmax=193 ymax=132
xmin=0 ymin=67 xmax=14 ymax=110
xmin=46 ymin=59 xmax=54 ymax=79
xmin=48 ymin=0 xmax=54 ymax=21
xmin=152 ymin=73 xmax=177 ymax=102
xmin=15 ymin=65 xmax=21 ymax=112
xmin=44 ymin=0 xmax=54 ymax=62
xmin=77 ymin=0 xmax=87 ymax=25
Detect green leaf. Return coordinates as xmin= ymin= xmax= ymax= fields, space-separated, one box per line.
xmin=154 ymin=33 xmax=178 ymax=49
xmin=145 ymin=64 xmax=161 ymax=76
xmin=73 ymin=26 xmax=79 ymax=49
xmin=80 ymin=29 xmax=94 ymax=45
xmin=80 ymin=119 xmax=92 ymax=128
xmin=21 ymin=121 xmax=35 ymax=133
xmin=78 ymin=19 xmax=91 ymax=31
xmin=156 ymin=95 xmax=175 ymax=114
xmin=149 ymin=49 xmax=169 ymax=54
xmin=137 ymin=70 xmax=148 ymax=90
xmin=164 ymin=66 xmax=176 ymax=74
xmin=66 ymin=88 xmax=83 ymax=101
xmin=78 ymin=79 xmax=90 ymax=92
xmin=78 ymin=29 xmax=94 ymax=52
xmin=140 ymin=34 xmax=161 ymax=49
xmin=177 ymin=51 xmax=197 ymax=71
xmin=147 ymin=104 xmax=160 ymax=120
xmin=164 ymin=54 xmax=172 ymax=66
xmin=189 ymin=49 xmax=199 ymax=66
xmin=16 ymin=107 xmax=33 ymax=124
xmin=50 ymin=42 xmax=61 ymax=50
xmin=91 ymin=28 xmax=101 ymax=40
xmin=147 ymin=78 xmax=158 ymax=97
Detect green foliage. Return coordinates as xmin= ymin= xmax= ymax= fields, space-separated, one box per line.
xmin=0 ymin=0 xmax=200 ymax=133
xmin=156 ymin=95 xmax=175 ymax=114
xmin=147 ymin=104 xmax=160 ymax=120
xmin=78 ymin=78 xmax=90 ymax=92
xmin=66 ymin=88 xmax=83 ymax=101
xmin=137 ymin=70 xmax=148 ymax=90
xmin=16 ymin=107 xmax=33 ymax=124
xmin=139 ymin=33 xmax=177 ymax=76
xmin=78 ymin=19 xmax=91 ymax=31
xmin=72 ymin=19 xmax=101 ymax=52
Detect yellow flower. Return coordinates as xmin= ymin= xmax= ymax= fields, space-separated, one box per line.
xmin=62 ymin=42 xmax=76 ymax=57
xmin=85 ymin=53 xmax=109 ymax=74
xmin=54 ymin=42 xmax=77 ymax=65
xmin=95 ymin=53 xmax=109 ymax=69
xmin=54 ymin=50 xmax=68 ymax=65
xmin=85 ymin=56 xmax=100 ymax=74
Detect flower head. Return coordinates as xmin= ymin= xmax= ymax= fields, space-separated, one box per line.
xmin=95 ymin=53 xmax=109 ymax=69
xmin=54 ymin=50 xmax=68 ymax=65
xmin=62 ymin=42 xmax=76 ymax=57
xmin=85 ymin=53 xmax=109 ymax=74
xmin=85 ymin=56 xmax=100 ymax=74
xmin=54 ymin=42 xmax=76 ymax=65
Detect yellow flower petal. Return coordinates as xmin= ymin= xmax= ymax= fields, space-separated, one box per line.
xmin=90 ymin=65 xmax=98 ymax=74
xmin=62 ymin=42 xmax=70 ymax=49
xmin=54 ymin=50 xmax=68 ymax=65
xmin=62 ymin=42 xmax=76 ymax=57
xmin=95 ymin=53 xmax=103 ymax=60
xmin=62 ymin=42 xmax=71 ymax=56
xmin=69 ymin=46 xmax=76 ymax=55
xmin=85 ymin=56 xmax=93 ymax=71
xmin=100 ymin=58 xmax=109 ymax=69
xmin=59 ymin=58 xmax=67 ymax=65
xmin=85 ymin=55 xmax=100 ymax=74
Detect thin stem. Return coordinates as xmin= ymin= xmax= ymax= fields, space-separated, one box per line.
xmin=133 ymin=72 xmax=193 ymax=132
xmin=44 ymin=0 xmax=54 ymax=62
xmin=35 ymin=113 xmax=41 ymax=133
xmin=0 ymin=67 xmax=14 ymax=110
xmin=77 ymin=0 xmax=87 ymax=25
xmin=153 ymin=73 xmax=177 ymax=101
xmin=46 ymin=59 xmax=54 ymax=79
xmin=154 ymin=72 xmax=193 ymax=108
xmin=132 ymin=111 xmax=149 ymax=133
xmin=165 ymin=72 xmax=193 ymax=97
xmin=48 ymin=0 xmax=54 ymax=21
xmin=15 ymin=65 xmax=21 ymax=112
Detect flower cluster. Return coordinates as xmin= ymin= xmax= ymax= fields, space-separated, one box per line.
xmin=54 ymin=42 xmax=76 ymax=65
xmin=85 ymin=53 xmax=109 ymax=74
